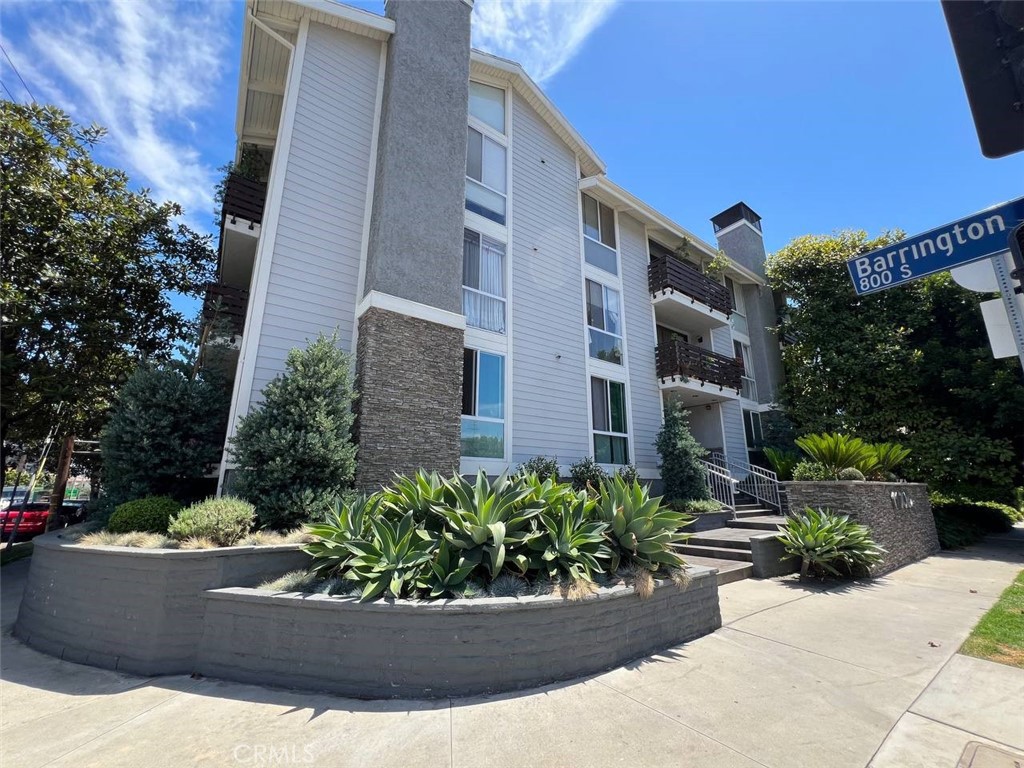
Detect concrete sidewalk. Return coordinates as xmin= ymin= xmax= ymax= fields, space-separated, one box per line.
xmin=1 ymin=543 xmax=1022 ymax=768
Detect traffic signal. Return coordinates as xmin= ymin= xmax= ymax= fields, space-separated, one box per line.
xmin=941 ymin=0 xmax=1024 ymax=159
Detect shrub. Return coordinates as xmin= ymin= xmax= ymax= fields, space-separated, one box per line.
xmin=678 ymin=499 xmax=723 ymax=515
xmin=837 ymin=467 xmax=866 ymax=481
xmin=107 ymin=497 xmax=182 ymax=534
xmin=932 ymin=509 xmax=985 ymax=550
xmin=930 ymin=494 xmax=1014 ymax=549
xmin=792 ymin=461 xmax=832 ymax=481
xmin=615 ymin=464 xmax=641 ymax=486
xmin=776 ymin=507 xmax=885 ymax=578
xmin=595 ymin=476 xmax=691 ymax=574
xmin=655 ymin=401 xmax=709 ymax=502
xmin=230 ymin=333 xmax=357 ymax=529
xmin=795 ymin=433 xmax=875 ymax=479
xmin=168 ymin=497 xmax=255 ymax=546
xmin=764 ymin=447 xmax=800 ymax=481
xmin=99 ymin=363 xmax=229 ymax=506
xmin=569 ymin=457 xmax=607 ymax=492
xmin=515 ymin=456 xmax=560 ymax=482
xmin=84 ymin=496 xmax=117 ymax=527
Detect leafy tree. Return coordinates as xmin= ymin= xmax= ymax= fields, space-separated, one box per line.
xmin=767 ymin=230 xmax=1023 ymax=496
xmin=99 ymin=362 xmax=230 ymax=506
xmin=0 ymin=101 xmax=213 ymax=473
xmin=229 ymin=333 xmax=358 ymax=529
xmin=655 ymin=401 xmax=709 ymax=502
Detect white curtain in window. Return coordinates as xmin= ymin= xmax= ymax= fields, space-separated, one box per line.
xmin=463 ymin=235 xmax=505 ymax=333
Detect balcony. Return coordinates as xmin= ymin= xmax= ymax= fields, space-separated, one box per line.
xmin=649 ymin=256 xmax=732 ymax=330
xmin=222 ymin=173 xmax=268 ymax=228
xmin=202 ymin=283 xmax=249 ymax=339
xmin=656 ymin=339 xmax=744 ymax=405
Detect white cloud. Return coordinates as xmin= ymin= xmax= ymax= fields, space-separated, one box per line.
xmin=472 ymin=0 xmax=618 ymax=84
xmin=3 ymin=0 xmax=233 ymax=231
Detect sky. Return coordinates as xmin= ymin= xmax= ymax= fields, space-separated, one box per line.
xmin=2 ymin=0 xmax=1022 ymax=314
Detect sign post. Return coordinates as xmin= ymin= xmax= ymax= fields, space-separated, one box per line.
xmin=846 ymin=196 xmax=1024 ymax=372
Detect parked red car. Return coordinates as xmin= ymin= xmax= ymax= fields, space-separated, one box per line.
xmin=0 ymin=502 xmax=84 ymax=540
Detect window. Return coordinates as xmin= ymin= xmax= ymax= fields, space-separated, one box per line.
xmin=735 ymin=341 xmax=756 ymax=400
xmin=463 ymin=229 xmax=506 ymax=333
xmin=586 ymin=279 xmax=622 ymax=364
xmin=726 ymin=277 xmax=748 ymax=336
xmin=469 ymin=81 xmax=504 ymax=133
xmin=591 ymin=377 xmax=629 ymax=464
xmin=743 ymin=409 xmax=763 ymax=449
xmin=462 ymin=349 xmax=505 ymax=459
xmin=466 ymin=128 xmax=506 ymax=225
xmin=581 ymin=193 xmax=617 ymax=274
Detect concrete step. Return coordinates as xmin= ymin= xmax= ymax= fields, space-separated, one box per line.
xmin=676 ymin=544 xmax=754 ymax=562
xmin=683 ymin=556 xmax=753 ymax=586
xmin=733 ymin=508 xmax=776 ymax=518
xmin=727 ymin=516 xmax=787 ymax=532
xmin=690 ymin=532 xmax=755 ymax=550
xmin=734 ymin=503 xmax=763 ymax=510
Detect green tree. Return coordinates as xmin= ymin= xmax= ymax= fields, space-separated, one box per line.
xmin=229 ymin=333 xmax=358 ymax=529
xmin=767 ymin=230 xmax=1023 ymax=496
xmin=655 ymin=401 xmax=710 ymax=502
xmin=0 ymin=101 xmax=214 ymax=473
xmin=99 ymin=362 xmax=230 ymax=506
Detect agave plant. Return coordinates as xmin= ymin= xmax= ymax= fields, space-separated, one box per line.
xmin=763 ymin=447 xmax=800 ymax=481
xmin=594 ymin=476 xmax=692 ymax=573
xmin=795 ymin=433 xmax=876 ymax=479
xmin=304 ymin=494 xmax=383 ymax=575
xmin=776 ymin=507 xmax=885 ymax=578
xmin=380 ymin=469 xmax=446 ymax=525
xmin=528 ymin=493 xmax=611 ymax=583
xmin=422 ymin=539 xmax=476 ymax=598
xmin=342 ymin=512 xmax=436 ymax=600
xmin=434 ymin=470 xmax=543 ymax=578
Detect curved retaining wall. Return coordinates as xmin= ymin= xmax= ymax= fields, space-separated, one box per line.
xmin=196 ymin=568 xmax=721 ymax=698
xmin=13 ymin=527 xmax=722 ymax=698
xmin=782 ymin=481 xmax=938 ymax=574
xmin=13 ymin=527 xmax=311 ymax=675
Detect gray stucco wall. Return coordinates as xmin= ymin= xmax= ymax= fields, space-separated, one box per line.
xmin=740 ymin=283 xmax=784 ymax=405
xmin=197 ymin=568 xmax=721 ymax=698
xmin=716 ymin=223 xmax=767 ymax=279
xmin=783 ymin=482 xmax=939 ymax=575
xmin=13 ymin=529 xmax=311 ymax=675
xmin=362 ymin=0 xmax=472 ymax=313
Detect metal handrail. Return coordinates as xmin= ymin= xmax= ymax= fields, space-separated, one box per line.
xmin=699 ymin=459 xmax=737 ymax=510
xmin=708 ymin=452 xmax=780 ymax=511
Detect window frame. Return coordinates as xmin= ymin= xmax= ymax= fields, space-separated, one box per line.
xmin=585 ymin=278 xmax=624 ymax=365
xmin=462 ymin=227 xmax=507 ymax=335
xmin=581 ymin=193 xmax=619 ymax=274
xmin=461 ymin=348 xmax=506 ymax=459
xmin=590 ymin=376 xmax=630 ymax=465
xmin=466 ymin=83 xmax=509 ymax=227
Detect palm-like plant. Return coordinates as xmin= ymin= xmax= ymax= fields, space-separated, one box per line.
xmin=434 ymin=470 xmax=543 ymax=578
xmin=528 ymin=494 xmax=611 ymax=583
xmin=342 ymin=512 xmax=436 ymax=600
xmin=304 ymin=494 xmax=382 ymax=574
xmin=776 ymin=507 xmax=885 ymax=578
xmin=865 ymin=442 xmax=911 ymax=479
xmin=795 ymin=433 xmax=876 ymax=479
xmin=594 ymin=476 xmax=693 ymax=573
xmin=763 ymin=447 xmax=800 ymax=481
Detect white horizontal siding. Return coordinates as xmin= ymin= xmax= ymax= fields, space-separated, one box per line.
xmin=720 ymin=399 xmax=748 ymax=467
xmin=509 ymin=91 xmax=590 ymax=465
xmin=248 ymin=23 xmax=381 ymax=407
xmin=618 ymin=213 xmax=661 ymax=471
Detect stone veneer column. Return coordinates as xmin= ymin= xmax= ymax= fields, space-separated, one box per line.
xmin=355 ymin=0 xmax=472 ymax=488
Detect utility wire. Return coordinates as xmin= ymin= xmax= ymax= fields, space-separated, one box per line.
xmin=0 ymin=43 xmax=35 ymax=103
xmin=0 ymin=79 xmax=14 ymax=101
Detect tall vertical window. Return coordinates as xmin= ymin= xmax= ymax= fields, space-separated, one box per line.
xmin=462 ymin=349 xmax=505 ymax=459
xmin=582 ymin=193 xmax=617 ymax=274
xmin=463 ymin=229 xmax=506 ymax=333
xmin=726 ymin=276 xmax=748 ymax=336
xmin=735 ymin=341 xmax=756 ymax=400
xmin=469 ymin=81 xmax=505 ymax=133
xmin=591 ymin=377 xmax=629 ymax=464
xmin=743 ymin=409 xmax=763 ymax=449
xmin=466 ymin=129 xmax=506 ymax=225
xmin=586 ymin=279 xmax=623 ymax=364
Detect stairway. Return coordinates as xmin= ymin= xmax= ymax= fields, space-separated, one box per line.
xmin=680 ymin=498 xmax=789 ymax=586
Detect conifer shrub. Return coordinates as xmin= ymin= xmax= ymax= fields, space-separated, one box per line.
xmin=230 ymin=333 xmax=357 ymax=529
xmin=655 ymin=402 xmax=709 ymax=502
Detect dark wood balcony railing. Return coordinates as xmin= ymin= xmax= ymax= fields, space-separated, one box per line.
xmin=648 ymin=255 xmax=733 ymax=316
xmin=222 ymin=173 xmax=268 ymax=227
xmin=656 ymin=339 xmax=744 ymax=391
xmin=202 ymin=283 xmax=249 ymax=337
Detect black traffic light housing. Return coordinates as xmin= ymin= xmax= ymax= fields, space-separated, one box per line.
xmin=941 ymin=0 xmax=1024 ymax=159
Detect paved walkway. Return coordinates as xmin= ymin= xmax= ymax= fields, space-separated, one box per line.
xmin=1 ymin=541 xmax=1022 ymax=768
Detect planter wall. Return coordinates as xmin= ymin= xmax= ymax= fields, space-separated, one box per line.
xmin=13 ymin=526 xmax=723 ymax=698
xmin=782 ymin=482 xmax=938 ymax=574
xmin=196 ymin=568 xmax=721 ymax=698
xmin=13 ymin=527 xmax=311 ymax=675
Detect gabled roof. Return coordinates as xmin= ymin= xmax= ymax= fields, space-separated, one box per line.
xmin=470 ymin=50 xmax=605 ymax=177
